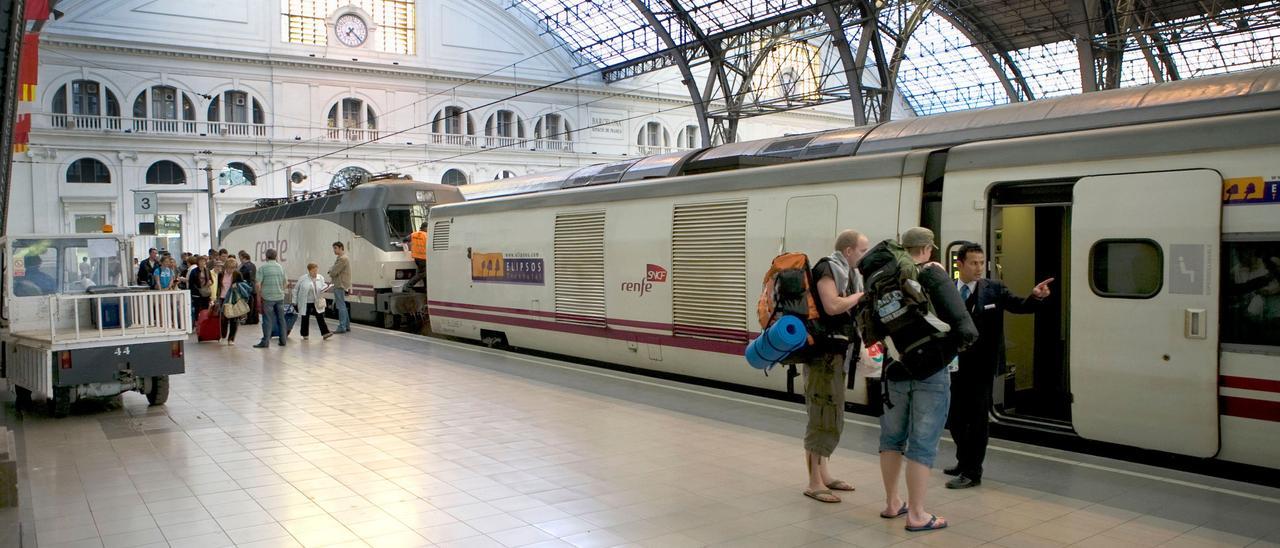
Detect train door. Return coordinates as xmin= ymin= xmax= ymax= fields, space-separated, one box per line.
xmin=987 ymin=182 xmax=1072 ymax=427
xmin=1068 ymin=170 xmax=1221 ymax=457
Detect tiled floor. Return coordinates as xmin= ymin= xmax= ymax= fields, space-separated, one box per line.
xmin=8 ymin=325 xmax=1280 ymax=548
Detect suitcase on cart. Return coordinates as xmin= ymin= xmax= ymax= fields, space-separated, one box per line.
xmin=197 ymin=309 xmax=221 ymax=342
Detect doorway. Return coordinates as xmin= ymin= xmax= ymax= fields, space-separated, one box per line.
xmin=987 ymin=182 xmax=1072 ymax=426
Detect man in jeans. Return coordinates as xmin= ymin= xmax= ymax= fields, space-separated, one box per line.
xmin=876 ymin=227 xmax=977 ymax=532
xmin=328 ymin=241 xmax=352 ymax=333
xmin=254 ymin=248 xmax=288 ymax=348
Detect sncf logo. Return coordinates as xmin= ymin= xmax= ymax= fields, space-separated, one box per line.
xmin=621 ymin=264 xmax=667 ymax=297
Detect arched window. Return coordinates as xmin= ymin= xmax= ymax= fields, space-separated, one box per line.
xmin=636 ymin=121 xmax=671 ymax=154
xmin=483 ymin=110 xmax=525 ymax=146
xmin=133 ymin=85 xmax=196 ymax=134
xmin=208 ymin=91 xmax=266 ymax=137
xmin=50 ymin=80 xmax=121 ymax=130
xmin=146 ymin=160 xmax=186 ymax=185
xmin=327 ymin=98 xmax=378 ymax=141
xmin=66 ymin=158 xmax=111 ymax=183
xmin=677 ymin=124 xmax=700 ymax=149
xmin=331 ymin=166 xmax=371 ymax=190
xmin=431 ymin=106 xmax=475 ymax=146
xmin=442 ymin=169 xmax=468 ymax=186
xmin=534 ymin=113 xmax=571 ymax=141
xmin=494 ymin=170 xmax=517 ymax=180
xmin=226 ymin=162 xmax=256 ymax=186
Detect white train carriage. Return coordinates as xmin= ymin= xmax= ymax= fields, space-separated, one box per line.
xmin=428 ymin=68 xmax=1280 ymax=470
xmin=2 ymin=234 xmax=188 ymax=416
xmin=219 ymin=179 xmax=463 ymax=325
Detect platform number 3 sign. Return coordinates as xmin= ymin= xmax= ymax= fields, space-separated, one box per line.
xmin=134 ymin=191 xmax=157 ymax=214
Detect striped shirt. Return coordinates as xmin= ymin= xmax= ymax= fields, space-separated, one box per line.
xmin=257 ymin=261 xmax=287 ymax=301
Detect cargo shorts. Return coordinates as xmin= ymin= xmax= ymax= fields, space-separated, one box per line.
xmin=803 ymin=351 xmax=847 ymax=457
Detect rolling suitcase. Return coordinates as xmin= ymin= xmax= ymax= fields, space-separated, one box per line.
xmin=197 ymin=309 xmax=221 ymax=342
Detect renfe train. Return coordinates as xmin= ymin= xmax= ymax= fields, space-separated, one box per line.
xmin=427 ymin=67 xmax=1280 ymax=471
xmin=219 ymin=178 xmax=464 ymax=325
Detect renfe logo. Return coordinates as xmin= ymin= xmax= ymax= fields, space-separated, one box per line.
xmin=255 ymin=240 xmax=288 ymax=262
xmin=621 ymin=264 xmax=667 ymax=297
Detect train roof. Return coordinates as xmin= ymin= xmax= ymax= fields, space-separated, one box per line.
xmin=219 ymin=180 xmax=462 ymax=236
xmin=455 ymin=67 xmax=1280 ymax=201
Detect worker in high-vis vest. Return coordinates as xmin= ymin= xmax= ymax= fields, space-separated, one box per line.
xmin=403 ymin=222 xmax=429 ymax=293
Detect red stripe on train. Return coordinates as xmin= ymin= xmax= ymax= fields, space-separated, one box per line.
xmin=427 ymin=300 xmax=755 ymax=337
xmin=1220 ymin=375 xmax=1280 ymax=394
xmin=1221 ymin=396 xmax=1280 ymax=422
xmin=429 ymin=307 xmax=749 ymax=355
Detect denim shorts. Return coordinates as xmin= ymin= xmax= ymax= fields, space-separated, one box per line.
xmin=878 ymin=367 xmax=951 ymax=467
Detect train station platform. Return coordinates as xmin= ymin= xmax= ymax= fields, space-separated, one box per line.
xmin=5 ymin=327 xmax=1280 ymax=548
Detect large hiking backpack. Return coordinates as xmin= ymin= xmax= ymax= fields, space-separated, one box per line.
xmin=854 ymin=240 xmax=952 ymax=380
xmin=756 ymin=252 xmax=821 ymax=346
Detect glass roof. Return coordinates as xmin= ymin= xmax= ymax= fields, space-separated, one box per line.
xmin=507 ymin=0 xmax=1280 ymax=116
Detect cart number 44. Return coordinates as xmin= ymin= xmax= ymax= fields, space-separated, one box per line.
xmin=114 ymin=347 xmax=131 ymax=356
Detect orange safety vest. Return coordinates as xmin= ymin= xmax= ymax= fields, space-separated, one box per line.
xmin=409 ymin=230 xmax=428 ymax=260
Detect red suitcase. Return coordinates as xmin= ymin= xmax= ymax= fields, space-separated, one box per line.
xmin=197 ymin=309 xmax=221 ymax=342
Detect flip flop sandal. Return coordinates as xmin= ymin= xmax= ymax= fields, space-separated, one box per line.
xmin=803 ymin=489 xmax=840 ymax=503
xmin=826 ymin=480 xmax=856 ymax=492
xmin=880 ymin=503 xmax=908 ymax=519
xmin=905 ymin=515 xmax=948 ymax=532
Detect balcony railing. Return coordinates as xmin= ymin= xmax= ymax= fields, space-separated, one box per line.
xmin=430 ymin=132 xmax=478 ymax=146
xmin=131 ymin=118 xmax=200 ymax=135
xmin=208 ymin=122 xmax=268 ymax=137
xmin=327 ymin=127 xmax=380 ymax=142
xmin=484 ymin=135 xmax=524 ymax=149
xmin=637 ymin=145 xmax=677 ymax=155
xmin=51 ymin=114 xmax=123 ymax=131
xmin=533 ymin=139 xmax=574 ymax=152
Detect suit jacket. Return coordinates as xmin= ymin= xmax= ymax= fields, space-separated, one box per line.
xmin=956 ymin=278 xmax=1042 ymax=382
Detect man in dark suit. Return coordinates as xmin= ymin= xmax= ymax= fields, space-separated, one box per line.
xmin=136 ymin=248 xmax=160 ymax=288
xmin=945 ymin=242 xmax=1051 ymax=489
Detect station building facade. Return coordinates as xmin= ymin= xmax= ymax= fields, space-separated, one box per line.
xmin=10 ymin=0 xmax=883 ymax=256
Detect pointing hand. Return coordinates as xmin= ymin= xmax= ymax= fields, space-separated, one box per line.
xmin=1032 ymin=278 xmax=1054 ymax=299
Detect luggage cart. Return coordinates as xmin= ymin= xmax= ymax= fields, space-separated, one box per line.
xmin=1 ymin=234 xmax=190 ymax=417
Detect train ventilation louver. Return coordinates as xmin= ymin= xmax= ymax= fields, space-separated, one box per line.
xmin=554 ymin=210 xmax=606 ymax=327
xmin=671 ymin=199 xmax=748 ymax=342
xmin=431 ymin=220 xmax=450 ymax=251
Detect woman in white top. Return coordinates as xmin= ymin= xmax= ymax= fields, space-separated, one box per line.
xmin=293 ymin=262 xmax=332 ymax=340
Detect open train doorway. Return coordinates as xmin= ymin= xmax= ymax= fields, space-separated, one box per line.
xmin=987 ymin=182 xmax=1073 ymax=428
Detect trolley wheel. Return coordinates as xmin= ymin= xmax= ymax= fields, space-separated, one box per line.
xmin=146 ymin=376 xmax=169 ymax=406
xmin=14 ymin=386 xmax=32 ymax=412
xmin=49 ymin=386 xmax=71 ymax=418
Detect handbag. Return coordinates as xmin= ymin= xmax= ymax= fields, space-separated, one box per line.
xmin=224 ymin=299 xmax=250 ymax=319
xmin=311 ymin=277 xmax=327 ymax=313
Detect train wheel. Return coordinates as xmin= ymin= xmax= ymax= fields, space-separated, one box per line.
xmin=49 ymin=387 xmax=71 ymax=418
xmin=146 ymin=376 xmax=170 ymax=406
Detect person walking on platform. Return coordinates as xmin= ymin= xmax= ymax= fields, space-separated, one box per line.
xmin=800 ymin=229 xmax=868 ymax=503
xmin=865 ymin=227 xmax=977 ymax=532
xmin=238 ymin=250 xmax=258 ymax=326
xmin=945 ymin=242 xmax=1051 ymax=489
xmin=294 ymin=263 xmax=333 ymax=341
xmin=328 ymin=242 xmax=352 ymax=333
xmin=254 ymin=249 xmax=288 ymax=348
xmin=215 ymin=257 xmax=244 ymax=345
xmin=402 ymin=222 xmax=428 ymax=293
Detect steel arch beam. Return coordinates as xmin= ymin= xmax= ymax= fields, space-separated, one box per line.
xmin=819 ymin=0 xmax=889 ymax=125
xmin=932 ymin=5 xmax=1032 ymax=103
xmin=628 ymin=0 xmax=712 ymax=146
xmin=663 ymin=0 xmax=739 ymax=143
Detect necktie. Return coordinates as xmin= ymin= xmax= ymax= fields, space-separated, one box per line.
xmin=961 ymin=284 xmax=971 ymax=301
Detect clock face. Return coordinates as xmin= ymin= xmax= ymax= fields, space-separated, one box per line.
xmin=335 ymin=14 xmax=368 ymax=47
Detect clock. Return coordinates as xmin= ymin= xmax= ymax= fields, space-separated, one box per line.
xmin=335 ymin=14 xmax=368 ymax=47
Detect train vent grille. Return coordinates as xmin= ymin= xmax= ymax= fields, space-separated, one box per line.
xmin=554 ymin=210 xmax=607 ymax=326
xmin=431 ymin=220 xmax=450 ymax=251
xmin=671 ymin=199 xmax=748 ymax=342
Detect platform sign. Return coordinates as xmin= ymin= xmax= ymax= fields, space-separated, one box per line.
xmin=134 ymin=191 xmax=158 ymax=214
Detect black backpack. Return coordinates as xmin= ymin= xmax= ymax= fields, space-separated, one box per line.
xmin=854 ymin=240 xmax=954 ymax=381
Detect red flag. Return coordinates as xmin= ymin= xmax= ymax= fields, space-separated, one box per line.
xmin=13 ymin=114 xmax=31 ymax=154
xmin=18 ymin=33 xmax=39 ymax=102
xmin=25 ymin=0 xmax=50 ymax=21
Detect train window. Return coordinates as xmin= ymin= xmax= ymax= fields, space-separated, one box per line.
xmin=321 ymin=196 xmax=342 ymax=213
xmin=1223 ymin=239 xmax=1280 ymax=348
xmin=1089 ymin=239 xmax=1162 ymax=298
xmin=286 ymin=202 xmax=309 ymax=218
xmin=386 ymin=205 xmax=427 ymax=240
xmin=270 ymin=206 xmax=288 ymax=221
